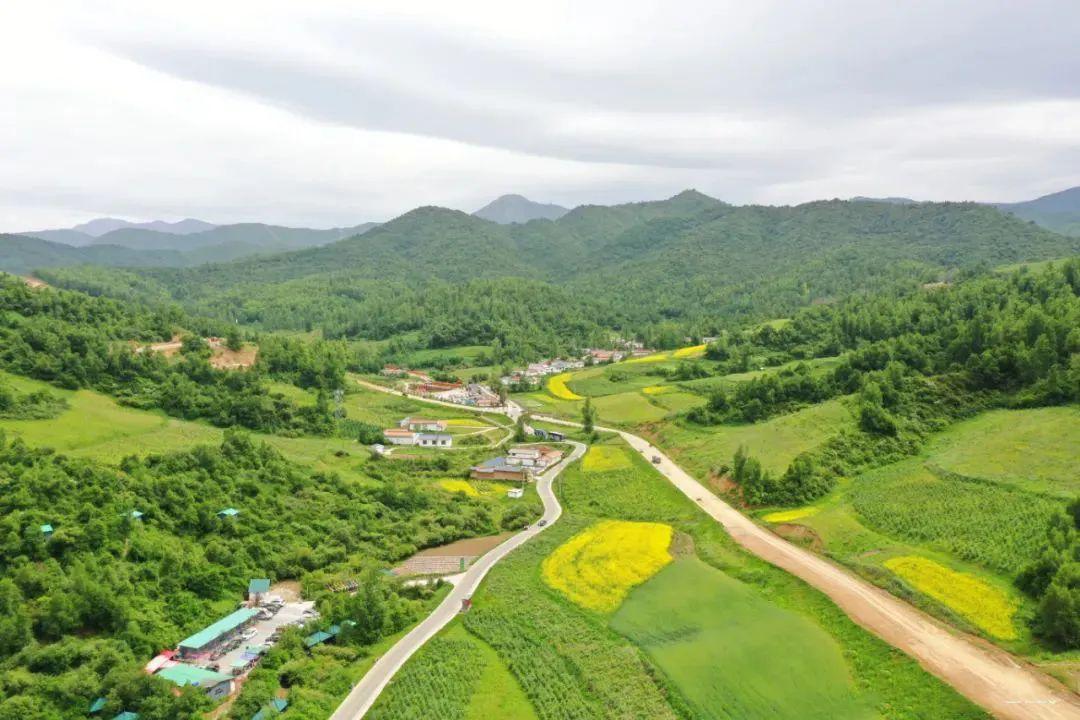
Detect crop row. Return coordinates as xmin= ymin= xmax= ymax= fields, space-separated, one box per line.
xmin=366 ymin=637 xmax=483 ymax=720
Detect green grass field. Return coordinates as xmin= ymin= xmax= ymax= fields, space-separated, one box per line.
xmin=926 ymin=407 xmax=1080 ymax=495
xmin=648 ymin=397 xmax=855 ymax=477
xmin=612 ymin=557 xmax=876 ymax=720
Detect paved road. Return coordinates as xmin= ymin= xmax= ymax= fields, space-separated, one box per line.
xmin=328 ymin=436 xmax=585 ymax=720
xmin=528 ymin=413 xmax=1080 ymax=720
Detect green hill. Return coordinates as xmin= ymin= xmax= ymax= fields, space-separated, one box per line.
xmin=37 ymin=193 xmax=1080 ymax=355
xmin=994 ymin=186 xmax=1080 ymax=236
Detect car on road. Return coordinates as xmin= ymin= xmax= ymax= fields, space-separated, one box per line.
xmin=537 ymin=519 xmax=547 ymax=527
xmin=651 ymin=455 xmax=661 ymax=464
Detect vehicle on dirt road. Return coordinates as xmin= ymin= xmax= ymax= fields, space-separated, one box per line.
xmin=651 ymin=455 xmax=661 ymax=464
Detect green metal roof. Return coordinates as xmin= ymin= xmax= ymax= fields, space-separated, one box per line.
xmin=303 ymin=630 xmax=332 ymax=648
xmin=251 ymin=698 xmax=289 ymax=720
xmin=113 ymin=713 xmax=139 ymax=720
xmin=156 ymin=664 xmax=232 ymax=687
xmin=218 ymin=508 xmax=239 ymax=517
xmin=270 ymin=699 xmax=288 ymax=711
xmin=248 ymin=578 xmax=270 ymax=594
xmin=41 ymin=524 xmax=53 ymax=533
xmin=178 ymin=608 xmax=258 ymax=650
xmin=130 ymin=510 xmax=144 ymax=519
xmin=89 ymin=696 xmax=107 ymax=713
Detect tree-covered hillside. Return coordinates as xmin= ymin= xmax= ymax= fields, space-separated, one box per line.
xmin=37 ymin=194 xmax=1080 ymax=358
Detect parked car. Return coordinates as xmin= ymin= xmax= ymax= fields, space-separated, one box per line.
xmin=651 ymin=455 xmax=661 ymax=464
xmin=538 ymin=519 xmax=547 ymax=527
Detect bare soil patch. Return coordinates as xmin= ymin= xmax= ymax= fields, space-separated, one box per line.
xmin=211 ymin=344 xmax=258 ymax=370
xmin=270 ymin=579 xmax=303 ymax=602
xmin=773 ymin=523 xmax=824 ymax=552
xmin=412 ymin=533 xmax=514 ymax=558
xmin=21 ymin=276 xmax=49 ymax=289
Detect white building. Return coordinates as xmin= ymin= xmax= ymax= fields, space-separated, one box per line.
xmin=399 ymin=417 xmax=448 ymax=432
xmin=417 ymin=433 xmax=453 ymax=448
xmin=507 ymin=487 xmax=524 ymax=499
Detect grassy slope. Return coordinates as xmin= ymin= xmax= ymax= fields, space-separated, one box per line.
xmin=763 ymin=406 xmax=1079 ymax=660
xmin=0 ymin=372 xmax=499 ymax=485
xmin=648 ymin=398 xmax=855 ymax=476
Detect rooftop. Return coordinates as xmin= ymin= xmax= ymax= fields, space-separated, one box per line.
xmin=304 ymin=630 xmax=333 ymax=648
xmin=156 ymin=663 xmax=233 ymax=687
xmin=218 ymin=508 xmax=240 ymax=517
xmin=248 ymin=578 xmax=271 ymax=594
xmin=178 ymin=607 xmax=258 ymax=650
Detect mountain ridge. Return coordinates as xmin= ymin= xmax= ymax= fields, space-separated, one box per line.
xmin=473 ymin=194 xmax=570 ymax=224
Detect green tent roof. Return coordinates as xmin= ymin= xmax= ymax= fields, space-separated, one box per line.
xmin=89 ymin=696 xmax=107 ymax=713
xmin=218 ymin=507 xmax=240 ymax=517
xmin=248 ymin=578 xmax=270 ymax=594
xmin=178 ymin=608 xmax=258 ymax=650
xmin=41 ymin=524 xmax=53 ymax=533
xmin=270 ymin=699 xmax=288 ymax=711
xmin=112 ymin=713 xmax=139 ymax=720
xmin=156 ymin=664 xmax=232 ymax=687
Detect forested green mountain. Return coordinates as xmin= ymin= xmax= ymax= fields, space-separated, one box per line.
xmin=995 ymin=186 xmax=1080 ymax=236
xmin=38 ymin=193 xmax=1080 ymax=358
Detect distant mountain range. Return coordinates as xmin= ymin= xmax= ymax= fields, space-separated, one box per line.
xmin=473 ymin=194 xmax=569 ymax=224
xmin=2 ymin=221 xmax=379 ymax=275
xmin=34 ymin=189 xmax=1079 ymax=354
xmin=993 ymin=186 xmax=1080 ymax=236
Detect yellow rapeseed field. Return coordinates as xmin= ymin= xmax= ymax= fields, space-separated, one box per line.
xmin=542 ymin=520 xmax=673 ymax=612
xmin=673 ymin=344 xmax=707 ymax=358
xmin=437 ymin=479 xmax=480 ymax=497
xmin=625 ymin=352 xmax=670 ymax=364
xmin=641 ymin=385 xmax=671 ymax=395
xmin=547 ymin=373 xmax=584 ymax=400
xmin=884 ymin=556 xmax=1018 ymax=639
xmin=762 ymin=506 xmax=820 ymax=523
xmin=582 ymin=445 xmax=632 ymax=472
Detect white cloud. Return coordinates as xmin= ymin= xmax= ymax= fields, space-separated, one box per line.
xmin=1 ymin=0 xmax=1078 ymax=230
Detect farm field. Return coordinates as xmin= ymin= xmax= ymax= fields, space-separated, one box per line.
xmin=0 ymin=370 xmax=504 ymax=487
xmin=372 ymin=434 xmax=988 ymax=719
xmin=612 ymin=557 xmax=876 ymax=720
xmin=646 ymin=397 xmax=855 ymax=477
xmin=925 ymin=407 xmax=1080 ymax=496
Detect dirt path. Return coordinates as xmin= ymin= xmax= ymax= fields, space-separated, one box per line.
xmin=531 ymin=413 xmax=1080 ymax=720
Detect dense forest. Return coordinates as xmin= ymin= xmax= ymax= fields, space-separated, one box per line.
xmin=0 ymin=277 xmax=346 ymax=435
xmin=0 ymin=428 xmax=523 ymax=719
xmin=37 ymin=196 xmax=1080 ymax=360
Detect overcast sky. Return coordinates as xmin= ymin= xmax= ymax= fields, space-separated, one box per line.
xmin=2 ymin=0 xmax=1079 ymax=231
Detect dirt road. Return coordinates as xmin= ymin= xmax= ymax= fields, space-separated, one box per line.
xmin=531 ymin=413 xmax=1080 ymax=720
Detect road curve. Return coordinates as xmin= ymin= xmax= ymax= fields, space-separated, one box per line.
xmin=328 ymin=432 xmax=585 ymax=720
xmin=526 ymin=413 xmax=1080 ymax=720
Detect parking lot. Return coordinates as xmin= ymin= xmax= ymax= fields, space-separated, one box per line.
xmin=206 ymin=599 xmax=317 ymax=676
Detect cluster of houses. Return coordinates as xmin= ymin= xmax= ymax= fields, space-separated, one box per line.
xmin=383 ymin=417 xmax=454 ymax=448
xmin=470 ymin=445 xmax=564 ymax=483
xmin=381 ymin=365 xmax=502 ymax=408
xmin=500 ymin=357 xmax=584 ymax=386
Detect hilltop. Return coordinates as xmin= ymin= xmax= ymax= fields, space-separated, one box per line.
xmin=994 ymin=186 xmax=1080 ymax=236
xmin=473 ymin=194 xmax=570 ymax=224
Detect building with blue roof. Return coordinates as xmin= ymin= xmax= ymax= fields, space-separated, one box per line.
xmin=156 ymin=664 xmax=234 ymax=699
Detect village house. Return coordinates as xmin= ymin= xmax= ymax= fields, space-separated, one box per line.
xmin=399 ymin=417 xmax=448 ymax=432
xmin=380 ymin=364 xmax=406 ymax=377
xmin=417 ymin=432 xmax=453 ymax=448
xmin=384 ymin=428 xmax=420 ymax=446
xmin=470 ymin=446 xmax=564 ymax=482
xmin=246 ymin=578 xmax=270 ymax=606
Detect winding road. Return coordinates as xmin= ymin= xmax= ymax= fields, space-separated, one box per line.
xmin=341 ymin=378 xmax=1080 ymax=719
xmin=328 ymin=418 xmax=584 ymax=720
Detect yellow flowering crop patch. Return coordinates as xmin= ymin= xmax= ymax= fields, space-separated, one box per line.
xmin=542 ymin=520 xmax=673 ymax=612
xmin=884 ymin=556 xmax=1017 ymax=639
xmin=673 ymin=344 xmax=707 ymax=358
xmin=642 ymin=385 xmax=671 ymax=395
xmin=762 ymin=506 xmax=820 ymax=523
xmin=437 ymin=480 xmax=480 ymax=497
xmin=547 ymin=373 xmax=584 ymax=400
xmin=582 ymin=445 xmax=632 ymax=472
xmin=625 ymin=352 xmax=670 ymax=364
